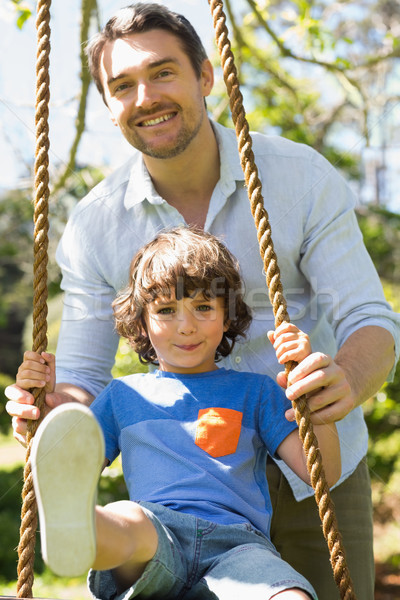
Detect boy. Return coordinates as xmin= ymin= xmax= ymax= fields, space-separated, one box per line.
xmin=17 ymin=227 xmax=340 ymax=600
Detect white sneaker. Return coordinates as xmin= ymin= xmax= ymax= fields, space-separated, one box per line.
xmin=31 ymin=403 xmax=104 ymax=577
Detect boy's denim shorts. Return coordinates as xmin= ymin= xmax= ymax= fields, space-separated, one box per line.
xmin=88 ymin=501 xmax=317 ymax=600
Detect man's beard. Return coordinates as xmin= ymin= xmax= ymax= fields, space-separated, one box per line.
xmin=124 ymin=104 xmax=204 ymax=159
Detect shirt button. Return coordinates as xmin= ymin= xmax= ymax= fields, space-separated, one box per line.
xmin=235 ymin=356 xmax=241 ymax=364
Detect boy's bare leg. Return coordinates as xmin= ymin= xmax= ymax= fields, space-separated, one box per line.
xmin=94 ymin=500 xmax=158 ymax=592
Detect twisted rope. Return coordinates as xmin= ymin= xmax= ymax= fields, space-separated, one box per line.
xmin=208 ymin=1 xmax=356 ymax=598
xmin=16 ymin=0 xmax=51 ymax=597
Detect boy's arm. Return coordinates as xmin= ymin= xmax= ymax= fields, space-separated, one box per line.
xmin=268 ymin=322 xmax=312 ymax=365
xmin=271 ymin=321 xmax=341 ymax=487
xmin=276 ymin=420 xmax=341 ymax=488
xmin=16 ymin=351 xmax=56 ymax=392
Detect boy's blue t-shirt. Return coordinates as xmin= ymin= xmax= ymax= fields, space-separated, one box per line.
xmin=91 ymin=367 xmax=298 ymax=537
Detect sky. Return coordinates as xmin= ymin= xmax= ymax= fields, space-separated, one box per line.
xmin=0 ymin=0 xmax=216 ymax=191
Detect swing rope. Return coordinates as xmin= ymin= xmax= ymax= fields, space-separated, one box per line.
xmin=208 ymin=1 xmax=356 ymax=599
xmin=17 ymin=0 xmax=51 ymax=597
xmin=16 ymin=1 xmax=356 ymax=598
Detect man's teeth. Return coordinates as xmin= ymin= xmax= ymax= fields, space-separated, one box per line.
xmin=141 ymin=113 xmax=174 ymax=127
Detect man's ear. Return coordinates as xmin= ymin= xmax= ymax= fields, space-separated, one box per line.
xmin=109 ymin=112 xmax=118 ymax=127
xmin=201 ymin=59 xmax=214 ymax=98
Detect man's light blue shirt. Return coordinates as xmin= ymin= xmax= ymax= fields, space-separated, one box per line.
xmin=55 ymin=121 xmax=400 ymax=501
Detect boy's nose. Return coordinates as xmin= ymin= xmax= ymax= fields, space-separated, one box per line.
xmin=177 ymin=310 xmax=197 ymax=335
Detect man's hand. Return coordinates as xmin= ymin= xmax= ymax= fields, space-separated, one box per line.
xmin=280 ymin=326 xmax=395 ymax=424
xmin=5 ymin=382 xmax=94 ymax=447
xmin=278 ymin=352 xmax=356 ymax=424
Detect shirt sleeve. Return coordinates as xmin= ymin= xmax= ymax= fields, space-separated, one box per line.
xmin=90 ymin=381 xmax=120 ymax=464
xmin=55 ymin=203 xmax=119 ymax=397
xmin=257 ymin=376 xmax=298 ymax=457
xmin=299 ymin=151 xmax=400 ymax=377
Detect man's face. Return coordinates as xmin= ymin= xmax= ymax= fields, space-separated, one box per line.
xmin=99 ymin=29 xmax=213 ymax=159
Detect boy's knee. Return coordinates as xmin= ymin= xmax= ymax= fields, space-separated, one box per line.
xmin=101 ymin=500 xmax=157 ymax=547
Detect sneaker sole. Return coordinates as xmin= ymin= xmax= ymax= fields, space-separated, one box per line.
xmin=31 ymin=403 xmax=104 ymax=577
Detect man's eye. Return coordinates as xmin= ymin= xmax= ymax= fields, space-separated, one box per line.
xmin=114 ymin=82 xmax=130 ymax=93
xmin=157 ymin=70 xmax=172 ymax=78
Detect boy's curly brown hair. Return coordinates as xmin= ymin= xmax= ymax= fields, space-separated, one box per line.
xmin=112 ymin=226 xmax=252 ymax=365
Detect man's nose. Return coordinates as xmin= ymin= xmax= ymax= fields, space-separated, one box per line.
xmin=136 ymin=81 xmax=158 ymax=109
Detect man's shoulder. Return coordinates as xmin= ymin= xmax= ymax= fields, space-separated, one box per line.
xmin=214 ymin=120 xmax=318 ymax=159
xmin=71 ymin=154 xmax=141 ymax=214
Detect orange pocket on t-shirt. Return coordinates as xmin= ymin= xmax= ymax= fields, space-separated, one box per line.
xmin=195 ymin=407 xmax=243 ymax=458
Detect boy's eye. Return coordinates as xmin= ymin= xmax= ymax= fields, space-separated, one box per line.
xmin=157 ymin=307 xmax=175 ymax=315
xmin=196 ymin=304 xmax=212 ymax=312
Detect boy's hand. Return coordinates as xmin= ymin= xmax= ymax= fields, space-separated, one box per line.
xmin=16 ymin=351 xmax=56 ymax=393
xmin=268 ymin=322 xmax=311 ymax=365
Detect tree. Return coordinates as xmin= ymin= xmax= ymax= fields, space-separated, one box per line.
xmin=209 ymin=0 xmax=400 ymax=182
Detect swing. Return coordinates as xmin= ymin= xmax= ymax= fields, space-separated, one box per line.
xmin=9 ymin=1 xmax=357 ymax=599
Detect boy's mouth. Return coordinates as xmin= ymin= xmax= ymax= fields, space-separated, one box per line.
xmin=175 ymin=343 xmax=202 ymax=351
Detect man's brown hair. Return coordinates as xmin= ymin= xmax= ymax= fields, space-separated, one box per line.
xmin=86 ymin=2 xmax=208 ymax=104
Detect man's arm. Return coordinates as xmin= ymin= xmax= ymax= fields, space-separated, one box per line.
xmin=282 ymin=325 xmax=395 ymax=424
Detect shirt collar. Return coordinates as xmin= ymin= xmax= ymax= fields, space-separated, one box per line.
xmin=123 ymin=120 xmax=245 ymax=210
xmin=211 ymin=120 xmax=245 ymax=183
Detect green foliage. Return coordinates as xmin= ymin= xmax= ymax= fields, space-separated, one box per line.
xmin=112 ymin=338 xmax=148 ymax=378
xmin=357 ymin=206 xmax=400 ymax=283
xmin=357 ymin=209 xmax=400 ymax=486
xmin=10 ymin=0 xmax=33 ymax=29
xmin=0 ymin=466 xmax=45 ymax=581
xmin=98 ymin=459 xmax=129 ymax=505
xmin=0 ymin=189 xmax=34 ymax=326
xmin=0 ymin=166 xmax=105 ymax=379
xmin=210 ymin=0 xmax=399 ymax=183
xmin=364 ymin=362 xmax=400 ymax=483
xmin=0 ymin=374 xmax=14 ymax=434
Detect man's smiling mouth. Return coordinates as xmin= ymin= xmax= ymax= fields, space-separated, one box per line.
xmin=140 ymin=113 xmax=175 ymax=127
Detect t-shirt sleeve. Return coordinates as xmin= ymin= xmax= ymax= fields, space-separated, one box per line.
xmin=90 ymin=381 xmax=120 ymax=464
xmin=257 ymin=376 xmax=298 ymax=457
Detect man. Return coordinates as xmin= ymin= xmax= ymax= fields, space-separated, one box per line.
xmin=7 ymin=4 xmax=399 ymax=599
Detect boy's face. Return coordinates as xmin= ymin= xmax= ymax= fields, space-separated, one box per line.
xmin=143 ymin=290 xmax=229 ymax=374
xmin=99 ymin=29 xmax=213 ymax=159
